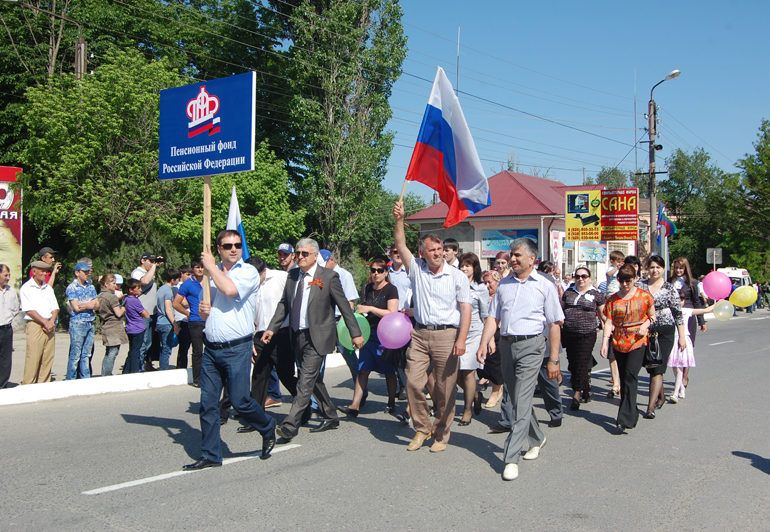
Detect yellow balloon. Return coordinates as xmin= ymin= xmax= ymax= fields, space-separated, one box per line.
xmin=728 ymin=285 xmax=758 ymax=308
xmin=713 ymin=300 xmax=734 ymax=321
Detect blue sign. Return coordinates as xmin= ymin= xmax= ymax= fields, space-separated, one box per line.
xmin=159 ymin=72 xmax=255 ymax=180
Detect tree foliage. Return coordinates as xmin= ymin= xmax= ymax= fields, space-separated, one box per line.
xmin=584 ymin=166 xmax=628 ymax=189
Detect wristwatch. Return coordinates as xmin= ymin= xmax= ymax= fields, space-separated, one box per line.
xmin=547 ymin=359 xmax=560 ymax=365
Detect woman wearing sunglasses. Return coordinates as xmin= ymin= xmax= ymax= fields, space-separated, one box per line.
xmin=339 ymin=258 xmax=399 ymax=417
xmin=561 ymin=267 xmax=605 ymax=410
xmin=601 ymin=263 xmax=656 ymax=432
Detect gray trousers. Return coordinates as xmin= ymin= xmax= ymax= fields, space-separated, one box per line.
xmin=500 ymin=355 xmax=563 ymax=427
xmin=281 ymin=330 xmax=338 ymax=436
xmin=499 ymin=335 xmax=546 ymax=465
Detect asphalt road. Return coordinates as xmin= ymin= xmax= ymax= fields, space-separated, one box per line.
xmin=2 ymin=312 xmax=769 ymax=531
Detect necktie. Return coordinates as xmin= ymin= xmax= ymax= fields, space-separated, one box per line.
xmin=290 ymin=272 xmax=306 ymax=331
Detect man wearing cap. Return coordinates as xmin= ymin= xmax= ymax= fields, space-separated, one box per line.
xmin=20 ymin=261 xmax=59 ymax=384
xmin=0 ymin=264 xmax=20 ymax=388
xmin=183 ymin=230 xmax=276 ymax=470
xmin=131 ymin=253 xmax=159 ymax=371
xmin=65 ymin=262 xmax=99 ymax=379
xmin=277 ymin=243 xmax=297 ymax=272
xmin=319 ymin=249 xmax=360 ymax=379
xmin=31 ymin=246 xmax=61 ymax=287
xmin=392 ymin=202 xmax=471 ymax=453
xmin=270 ymin=242 xmax=298 ymax=405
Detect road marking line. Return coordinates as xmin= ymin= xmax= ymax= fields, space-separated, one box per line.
xmin=709 ymin=340 xmax=735 ymax=346
xmin=591 ymin=367 xmax=612 ymax=374
xmin=750 ymin=317 xmax=769 ymax=321
xmin=82 ymin=443 xmax=301 ymax=495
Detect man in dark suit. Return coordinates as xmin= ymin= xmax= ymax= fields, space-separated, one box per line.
xmin=262 ymin=238 xmax=364 ymax=440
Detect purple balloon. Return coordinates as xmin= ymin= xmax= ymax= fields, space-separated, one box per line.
xmin=702 ymin=271 xmax=732 ymax=300
xmin=377 ymin=312 xmax=413 ymax=349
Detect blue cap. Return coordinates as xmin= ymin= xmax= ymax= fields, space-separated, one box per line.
xmin=277 ymin=243 xmax=294 ymax=254
xmin=319 ymin=249 xmax=332 ymax=262
xmin=74 ymin=262 xmax=91 ymax=272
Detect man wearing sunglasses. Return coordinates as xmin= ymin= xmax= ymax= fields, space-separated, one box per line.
xmin=184 ymin=230 xmax=276 ymax=471
xmin=262 ymin=238 xmax=364 ymax=441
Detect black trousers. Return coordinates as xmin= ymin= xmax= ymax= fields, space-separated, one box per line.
xmin=251 ymin=328 xmax=298 ymax=405
xmin=175 ymin=321 xmax=191 ymax=368
xmin=615 ymin=346 xmax=645 ymax=428
xmin=281 ymin=330 xmax=338 ymax=436
xmin=0 ymin=326 xmax=12 ymax=388
xmin=188 ymin=321 xmax=205 ymax=385
xmin=562 ymin=330 xmax=597 ymax=393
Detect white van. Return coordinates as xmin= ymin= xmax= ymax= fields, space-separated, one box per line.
xmin=717 ymin=267 xmax=753 ymax=287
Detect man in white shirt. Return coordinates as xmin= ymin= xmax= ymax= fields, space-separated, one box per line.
xmin=477 ymin=238 xmax=564 ymax=481
xmin=0 ymin=263 xmax=20 ymax=388
xmin=393 ymin=202 xmax=471 ymax=453
xmin=20 ymin=261 xmax=59 ymax=384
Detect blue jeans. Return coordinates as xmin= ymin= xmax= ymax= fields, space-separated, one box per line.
xmin=267 ymin=368 xmax=282 ymax=401
xmin=139 ymin=316 xmax=154 ymax=369
xmin=101 ymin=345 xmax=120 ymax=376
xmin=66 ymin=321 xmax=94 ymax=380
xmin=156 ymin=323 xmax=174 ymax=370
xmin=124 ymin=332 xmax=144 ymax=374
xmin=200 ymin=339 xmax=275 ymax=463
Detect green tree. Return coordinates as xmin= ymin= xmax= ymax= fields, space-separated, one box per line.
xmin=285 ymin=0 xmax=407 ymax=257
xmin=584 ymin=166 xmax=627 ymax=189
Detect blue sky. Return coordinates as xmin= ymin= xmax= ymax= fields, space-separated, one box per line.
xmin=384 ymin=1 xmax=770 ymax=200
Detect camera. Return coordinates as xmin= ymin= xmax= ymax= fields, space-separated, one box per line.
xmin=154 ymin=255 xmax=166 ymax=264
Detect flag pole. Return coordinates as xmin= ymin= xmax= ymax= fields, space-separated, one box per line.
xmin=202 ymin=175 xmax=212 ymax=303
xmin=399 ymin=178 xmax=408 ymax=203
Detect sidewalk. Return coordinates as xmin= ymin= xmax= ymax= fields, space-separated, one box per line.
xmin=1 ymin=328 xmax=347 ymax=405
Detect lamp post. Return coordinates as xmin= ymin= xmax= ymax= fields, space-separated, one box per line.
xmin=648 ymin=69 xmax=680 ymax=256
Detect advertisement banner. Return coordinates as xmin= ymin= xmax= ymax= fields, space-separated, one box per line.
xmin=578 ymin=241 xmax=607 ymax=262
xmin=159 ymin=72 xmax=255 ymax=180
xmin=550 ymin=230 xmax=564 ymax=267
xmin=601 ymin=187 xmax=638 ymax=241
xmin=565 ymin=189 xmax=601 ymax=241
xmin=481 ymin=229 xmax=538 ymax=258
xmin=0 ymin=166 xmax=23 ymax=284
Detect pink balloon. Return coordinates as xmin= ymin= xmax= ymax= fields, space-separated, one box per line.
xmin=377 ymin=312 xmax=413 ymax=349
xmin=702 ymin=271 xmax=732 ymax=300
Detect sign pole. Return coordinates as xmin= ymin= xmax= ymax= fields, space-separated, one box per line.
xmin=202 ymin=175 xmax=212 ymax=303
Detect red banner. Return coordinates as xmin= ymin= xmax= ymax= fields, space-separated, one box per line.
xmin=0 ymin=166 xmax=23 ymax=283
xmin=600 ymin=188 xmax=638 ymax=241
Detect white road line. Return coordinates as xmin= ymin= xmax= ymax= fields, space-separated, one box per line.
xmin=591 ymin=367 xmax=612 ymax=375
xmin=82 ymin=443 xmax=301 ymax=495
xmin=750 ymin=316 xmax=769 ymax=321
xmin=709 ymin=340 xmax=735 ymax=346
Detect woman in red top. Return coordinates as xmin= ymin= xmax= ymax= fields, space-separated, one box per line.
xmin=601 ymin=264 xmax=656 ymax=432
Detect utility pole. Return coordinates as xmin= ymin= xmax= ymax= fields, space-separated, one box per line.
xmin=647 ymin=96 xmax=657 ymax=257
xmin=74 ymin=34 xmax=86 ymax=80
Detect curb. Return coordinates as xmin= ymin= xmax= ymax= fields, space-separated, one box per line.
xmin=0 ymin=352 xmax=348 ymax=406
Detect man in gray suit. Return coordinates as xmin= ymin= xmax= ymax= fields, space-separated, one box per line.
xmin=262 ymin=238 xmax=364 ymax=440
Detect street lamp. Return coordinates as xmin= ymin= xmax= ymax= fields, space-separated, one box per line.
xmin=647 ymin=69 xmax=681 ymax=256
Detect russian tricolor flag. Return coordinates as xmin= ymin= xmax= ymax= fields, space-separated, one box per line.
xmin=405 ymin=67 xmax=491 ymax=227
xmin=226 ymin=186 xmax=251 ymax=261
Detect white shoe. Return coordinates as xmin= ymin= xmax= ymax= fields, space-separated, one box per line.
xmin=668 ymin=395 xmax=678 ymax=404
xmin=502 ymin=463 xmax=519 ymax=481
xmin=523 ymin=436 xmax=546 ymax=460
xmin=679 ymin=390 xmax=686 ymax=399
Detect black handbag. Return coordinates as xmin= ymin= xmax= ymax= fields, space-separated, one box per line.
xmin=643 ymin=329 xmax=662 ymax=369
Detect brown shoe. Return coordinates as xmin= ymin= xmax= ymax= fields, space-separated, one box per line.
xmin=429 ymin=440 xmax=447 ymax=453
xmin=406 ymin=431 xmax=431 ymax=451
xmin=264 ymin=398 xmax=282 ymax=409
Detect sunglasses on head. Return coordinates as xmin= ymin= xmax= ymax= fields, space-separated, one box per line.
xmin=370 ymin=267 xmax=386 ymax=274
xmin=219 ymin=242 xmax=242 ymax=250
xmin=575 ymin=274 xmax=590 ymax=279
xmin=295 ymin=250 xmax=313 ymax=258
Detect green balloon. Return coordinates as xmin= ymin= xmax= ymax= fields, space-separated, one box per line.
xmin=713 ymin=299 xmax=734 ymax=322
xmin=336 ymin=312 xmax=371 ymax=350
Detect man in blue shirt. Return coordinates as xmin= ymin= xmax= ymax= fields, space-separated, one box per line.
xmin=174 ymin=260 xmax=206 ymax=386
xmin=183 ymin=230 xmax=276 ymax=470
xmin=65 ymin=262 xmax=99 ymax=380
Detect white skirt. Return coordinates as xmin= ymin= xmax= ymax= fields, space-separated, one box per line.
xmin=460 ymin=331 xmax=482 ymax=371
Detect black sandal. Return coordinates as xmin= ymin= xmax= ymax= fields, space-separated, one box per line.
xmin=643 ymin=411 xmax=656 ymax=419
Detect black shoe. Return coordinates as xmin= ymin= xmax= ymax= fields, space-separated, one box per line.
xmin=220 ymin=417 xmax=228 ymax=426
xmin=643 ymin=411 xmax=656 ymax=419
xmin=458 ymin=418 xmax=472 ymax=426
xmin=275 ymin=425 xmax=294 ymax=443
xmin=385 ymin=404 xmax=396 ymax=415
xmin=338 ymin=406 xmax=359 ymax=418
xmin=655 ymin=398 xmax=665 ymax=410
xmin=615 ymin=423 xmax=627 ymax=434
xmin=300 ymin=408 xmax=312 ymax=426
xmin=144 ymin=363 xmax=156 ymax=372
xmin=309 ymin=419 xmax=340 ymax=433
xmin=397 ymin=388 xmax=407 ymax=401
xmin=569 ymin=399 xmax=580 ymax=411
xmin=582 ymin=392 xmax=592 ymax=403
xmin=548 ymin=418 xmax=563 ymax=428
xmin=261 ymin=428 xmax=276 ymax=460
xmin=190 ymin=382 xmax=200 ymax=388
xmin=237 ymin=425 xmax=257 ymax=433
xmin=488 ymin=424 xmax=511 ymax=434
xmin=183 ymin=458 xmax=222 ymax=471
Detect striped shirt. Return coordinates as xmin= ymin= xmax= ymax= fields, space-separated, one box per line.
xmin=408 ymin=257 xmax=470 ymax=326
xmin=491 ymin=270 xmax=565 ymax=336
